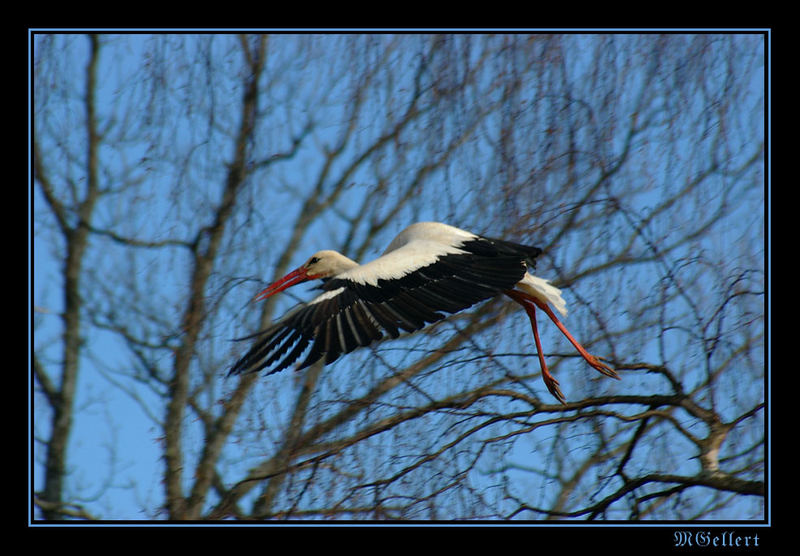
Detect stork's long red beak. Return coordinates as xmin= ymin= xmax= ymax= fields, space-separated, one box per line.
xmin=254 ymin=267 xmax=314 ymax=302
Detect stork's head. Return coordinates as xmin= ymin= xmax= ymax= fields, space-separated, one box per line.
xmin=254 ymin=250 xmax=358 ymax=301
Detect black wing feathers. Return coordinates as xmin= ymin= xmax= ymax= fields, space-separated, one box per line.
xmin=229 ymin=235 xmax=541 ymax=377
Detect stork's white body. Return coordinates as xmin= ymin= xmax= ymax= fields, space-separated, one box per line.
xmin=326 ymin=222 xmax=566 ymax=314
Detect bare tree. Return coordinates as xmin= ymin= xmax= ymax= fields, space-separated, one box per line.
xmin=34 ymin=34 xmax=104 ymax=520
xmin=32 ymin=33 xmax=764 ymax=521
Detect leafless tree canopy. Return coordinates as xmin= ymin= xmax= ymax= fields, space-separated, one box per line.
xmin=32 ymin=33 xmax=765 ymax=521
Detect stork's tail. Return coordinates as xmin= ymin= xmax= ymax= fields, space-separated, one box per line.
xmin=516 ymin=273 xmax=568 ymax=317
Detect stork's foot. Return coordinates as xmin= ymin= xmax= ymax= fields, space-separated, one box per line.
xmin=584 ymin=354 xmax=619 ymax=380
xmin=542 ymin=368 xmax=566 ymax=405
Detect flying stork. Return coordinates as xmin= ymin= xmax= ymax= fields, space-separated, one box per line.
xmin=229 ymin=222 xmax=618 ymax=403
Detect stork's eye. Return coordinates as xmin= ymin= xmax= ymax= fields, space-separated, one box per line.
xmin=308 ymin=257 xmax=320 ymax=265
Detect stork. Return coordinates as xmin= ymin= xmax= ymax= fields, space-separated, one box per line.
xmin=230 ymin=222 xmax=617 ymax=403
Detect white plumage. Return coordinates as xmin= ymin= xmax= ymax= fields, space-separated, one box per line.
xmin=518 ymin=274 xmax=567 ymax=317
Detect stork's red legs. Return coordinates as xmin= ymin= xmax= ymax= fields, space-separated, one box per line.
xmin=505 ymin=290 xmax=618 ymax=404
xmin=517 ymin=296 xmax=566 ymax=403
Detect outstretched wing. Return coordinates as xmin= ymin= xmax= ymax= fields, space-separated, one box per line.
xmin=228 ymin=235 xmax=541 ymax=376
